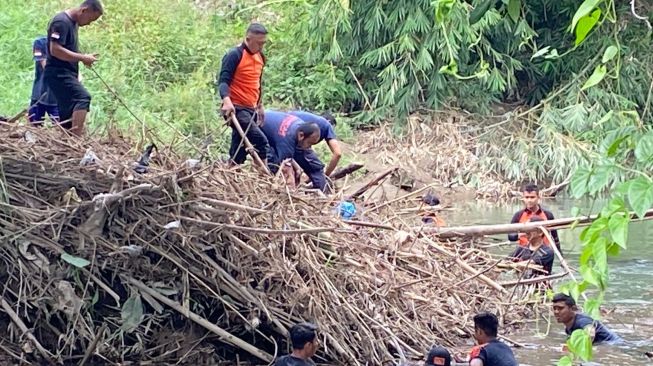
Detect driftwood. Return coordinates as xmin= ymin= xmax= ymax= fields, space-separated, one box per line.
xmin=346 ymin=166 xmax=399 ymax=200
xmin=330 ymin=162 xmax=364 ymax=181
xmin=0 ymin=125 xmax=542 ymax=365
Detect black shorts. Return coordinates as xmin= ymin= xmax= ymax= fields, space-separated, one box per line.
xmin=43 ymin=67 xmax=91 ymax=129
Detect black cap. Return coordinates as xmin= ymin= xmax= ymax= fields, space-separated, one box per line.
xmin=425 ymin=346 xmax=451 ymax=366
xmin=422 ymin=193 xmax=440 ymax=206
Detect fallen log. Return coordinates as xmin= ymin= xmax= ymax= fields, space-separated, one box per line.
xmin=330 ymin=162 xmax=364 ymax=181
xmin=419 ymin=208 xmax=653 ymax=237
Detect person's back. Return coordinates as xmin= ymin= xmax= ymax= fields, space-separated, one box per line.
xmin=261 ymin=110 xmax=302 ymax=160
xmin=470 ymin=339 xmax=518 ymax=366
xmin=275 ymin=354 xmax=315 ymax=366
xmin=288 ymin=111 xmax=335 ymax=143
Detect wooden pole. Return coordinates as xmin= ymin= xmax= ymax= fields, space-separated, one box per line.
xmin=419 ymin=208 xmax=653 ymax=237
xmin=229 ymin=114 xmax=271 ymax=176
xmin=330 ymin=163 xmax=364 ymax=181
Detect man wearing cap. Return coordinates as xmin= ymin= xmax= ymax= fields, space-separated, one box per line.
xmin=217 ymin=23 xmax=269 ymax=167
xmin=275 ymin=322 xmax=319 ymax=366
xmin=29 ymin=36 xmax=60 ymax=126
xmin=425 ymin=346 xmax=451 ymax=366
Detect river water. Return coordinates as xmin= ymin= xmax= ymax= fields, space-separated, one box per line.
xmin=446 ymin=195 xmax=653 ymax=365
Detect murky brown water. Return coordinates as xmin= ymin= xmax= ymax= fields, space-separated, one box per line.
xmin=446 ymin=195 xmax=653 ymax=365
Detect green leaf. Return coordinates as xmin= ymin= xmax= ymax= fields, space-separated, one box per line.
xmin=606 ymin=135 xmax=627 ymax=157
xmin=602 ymin=45 xmax=618 ymax=63
xmin=439 ymin=60 xmax=458 ymax=75
xmin=601 ymin=196 xmax=626 ymax=218
xmin=580 ymin=217 xmax=608 ymax=243
xmin=634 ymin=133 xmax=653 ymax=162
xmin=567 ymin=328 xmax=593 ymax=361
xmin=580 ymin=264 xmax=599 ymax=287
xmin=579 ymin=240 xmax=594 ymax=266
xmin=627 ymin=176 xmax=653 ymax=218
xmin=581 ymin=65 xmax=607 ymax=90
xmin=587 ymin=164 xmax=613 ymax=195
xmin=121 ymin=293 xmax=144 ymax=332
xmin=507 ymin=0 xmax=520 ymax=22
xmin=531 ymin=46 xmax=551 ymax=60
xmin=606 ymin=242 xmax=621 ymax=256
xmin=470 ymin=0 xmax=496 ymax=25
xmin=593 ymin=239 xmax=608 ymax=282
xmin=61 ymin=253 xmax=90 ymax=268
xmin=575 ymin=8 xmax=601 ymax=46
xmin=583 ymin=298 xmax=602 ymax=320
xmin=544 ymin=49 xmax=560 ymax=60
xmin=571 ymin=207 xmax=581 ymax=217
xmin=608 ymin=213 xmax=629 ymax=248
xmin=570 ymin=167 xmax=592 ymax=198
xmin=557 ymin=356 xmax=573 ymax=366
xmin=435 ymin=0 xmax=456 ymax=23
xmin=571 ymin=0 xmax=601 ymax=32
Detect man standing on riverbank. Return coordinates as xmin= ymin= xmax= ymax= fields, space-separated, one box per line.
xmin=217 ymin=23 xmax=269 ymax=167
xmin=508 ymin=183 xmax=561 ymax=253
xmin=288 ymin=110 xmax=342 ymax=178
xmin=275 ymin=322 xmax=319 ymax=366
xmin=552 ymin=293 xmax=622 ymax=345
xmin=469 ymin=312 xmax=518 ymax=366
xmin=44 ymin=0 xmax=103 ymax=136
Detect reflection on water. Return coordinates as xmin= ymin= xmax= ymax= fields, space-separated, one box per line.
xmin=445 ymin=195 xmax=653 ymax=365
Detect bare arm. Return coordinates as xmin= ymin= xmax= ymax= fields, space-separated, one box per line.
xmin=39 ymin=59 xmax=47 ymax=69
xmin=324 ymin=139 xmax=342 ymax=177
xmin=470 ymin=358 xmax=484 ymax=366
xmin=49 ymin=41 xmax=84 ymax=63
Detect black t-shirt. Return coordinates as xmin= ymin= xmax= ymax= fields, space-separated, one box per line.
xmin=46 ymin=12 xmax=79 ymax=74
xmin=566 ymin=314 xmax=622 ymax=344
xmin=469 ymin=339 xmax=518 ymax=366
xmin=275 ymin=355 xmax=315 ymax=366
xmin=509 ymin=244 xmax=554 ymax=274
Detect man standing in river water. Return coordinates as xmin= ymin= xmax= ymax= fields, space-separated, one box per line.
xmin=469 ymin=312 xmax=518 ymax=366
xmin=552 ymin=293 xmax=622 ymax=345
xmin=508 ymin=183 xmax=561 ymax=253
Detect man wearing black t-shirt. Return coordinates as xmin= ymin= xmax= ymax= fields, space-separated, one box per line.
xmin=469 ymin=312 xmax=518 ymax=366
xmin=552 ymin=293 xmax=622 ymax=345
xmin=44 ymin=0 xmax=103 ymax=136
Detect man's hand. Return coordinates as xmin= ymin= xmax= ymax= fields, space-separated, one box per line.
xmin=256 ymin=104 xmax=265 ymax=127
xmin=81 ymin=53 xmax=99 ymax=68
xmin=221 ymin=97 xmax=235 ymax=119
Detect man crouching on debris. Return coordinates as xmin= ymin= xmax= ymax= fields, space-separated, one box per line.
xmin=262 ymin=111 xmax=327 ymax=192
xmin=288 ymin=110 xmax=342 ymax=177
xmin=508 ymin=216 xmax=554 ymax=276
xmin=44 ymin=0 xmax=103 ymax=136
xmin=275 ymin=322 xmax=319 ymax=366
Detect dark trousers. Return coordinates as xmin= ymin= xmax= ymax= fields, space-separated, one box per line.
xmin=28 ymin=100 xmax=60 ymax=125
xmin=43 ymin=67 xmax=91 ymax=129
xmin=229 ymin=107 xmax=269 ymax=165
xmin=294 ymin=148 xmax=328 ymax=192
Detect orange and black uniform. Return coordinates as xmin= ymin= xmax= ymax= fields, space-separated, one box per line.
xmin=508 ymin=206 xmax=561 ymax=253
xmin=217 ymin=43 xmax=268 ymax=164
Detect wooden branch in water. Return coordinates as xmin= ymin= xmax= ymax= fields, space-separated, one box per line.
xmin=420 ymin=208 xmax=653 ymax=237
xmin=127 ymin=277 xmax=274 ymax=362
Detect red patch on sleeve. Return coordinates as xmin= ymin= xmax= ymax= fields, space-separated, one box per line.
xmin=469 ymin=343 xmax=487 ymax=359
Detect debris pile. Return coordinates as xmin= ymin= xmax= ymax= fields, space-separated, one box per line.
xmin=0 ymin=125 xmax=538 ymax=365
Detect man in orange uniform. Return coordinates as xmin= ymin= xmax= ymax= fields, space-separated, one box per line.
xmin=217 ymin=23 xmax=269 ymax=166
xmin=508 ymin=183 xmax=561 ymax=254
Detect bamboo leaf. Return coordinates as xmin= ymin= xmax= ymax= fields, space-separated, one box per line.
xmin=121 ymin=293 xmax=144 ymax=332
xmin=581 ymin=65 xmax=607 ymax=91
xmin=61 ymin=253 xmax=90 ymax=268
xmin=570 ymin=167 xmax=592 ymax=198
xmin=531 ymin=46 xmax=551 ymax=60
xmin=470 ymin=0 xmax=496 ymax=25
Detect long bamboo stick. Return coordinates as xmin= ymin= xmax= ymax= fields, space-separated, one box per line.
xmin=419 ymin=208 xmax=653 ymax=237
